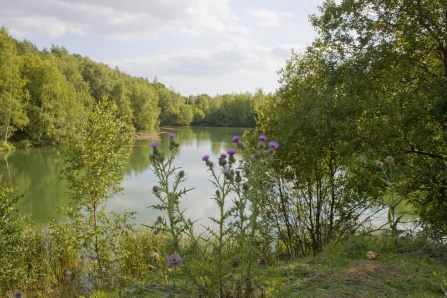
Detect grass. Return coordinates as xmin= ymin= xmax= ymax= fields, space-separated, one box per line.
xmin=9 ymin=230 xmax=447 ymax=298
xmin=101 ymin=234 xmax=447 ymax=297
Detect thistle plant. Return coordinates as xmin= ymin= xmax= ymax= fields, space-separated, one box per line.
xmin=201 ymin=134 xmax=279 ymax=296
xmin=148 ymin=132 xmax=195 ymax=296
xmin=200 ymin=151 xmax=238 ymax=296
xmin=148 ymin=132 xmax=193 ymax=254
xmin=149 ymin=132 xmax=279 ymax=297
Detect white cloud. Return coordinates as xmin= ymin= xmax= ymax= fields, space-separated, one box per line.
xmin=1 ymin=0 xmax=248 ymax=40
xmin=247 ymin=9 xmax=293 ymax=28
xmin=108 ymin=39 xmax=301 ymax=95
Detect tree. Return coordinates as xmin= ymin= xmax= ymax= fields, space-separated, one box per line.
xmin=257 ymin=51 xmax=382 ymax=255
xmin=309 ymin=0 xmax=447 ymax=232
xmin=62 ymin=97 xmax=134 ymax=288
xmin=0 ymin=27 xmax=28 ymax=147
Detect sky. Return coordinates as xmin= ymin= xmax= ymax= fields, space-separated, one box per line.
xmin=1 ymin=0 xmax=323 ymax=97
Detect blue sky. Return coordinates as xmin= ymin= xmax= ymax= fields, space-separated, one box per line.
xmin=1 ymin=0 xmax=323 ymax=96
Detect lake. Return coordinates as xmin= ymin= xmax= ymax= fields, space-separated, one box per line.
xmin=0 ymin=127 xmax=249 ymax=227
xmin=0 ymin=126 xmax=415 ymax=230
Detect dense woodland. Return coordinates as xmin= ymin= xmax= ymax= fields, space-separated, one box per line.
xmin=1 ymin=0 xmax=447 ymax=296
xmin=0 ymin=26 xmax=268 ymax=147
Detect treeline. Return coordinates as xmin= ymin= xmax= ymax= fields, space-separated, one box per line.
xmin=0 ymin=27 xmax=269 ymax=147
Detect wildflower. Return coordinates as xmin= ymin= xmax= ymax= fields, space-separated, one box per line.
xmin=150 ymin=142 xmax=160 ymax=156
xmin=232 ymin=135 xmax=240 ymax=143
xmin=268 ymin=140 xmax=279 ymax=154
xmin=168 ymin=254 xmax=183 ymax=267
xmin=258 ymin=135 xmax=267 ymax=142
xmin=385 ymin=155 xmax=394 ymax=164
xmin=202 ymin=155 xmax=213 ymax=166
xmin=219 ymin=154 xmax=227 ymax=166
xmin=268 ymin=141 xmax=279 ymax=149
xmin=228 ymin=149 xmax=236 ymax=163
xmin=227 ymin=149 xmax=236 ymax=155
xmin=258 ymin=135 xmax=267 ymax=149
xmin=376 ymin=161 xmax=383 ymax=167
xmin=235 ymin=170 xmax=242 ymax=183
xmin=153 ymin=229 xmax=159 ymax=235
xmin=13 ymin=290 xmax=23 ymax=298
xmin=168 ymin=132 xmax=176 ymax=138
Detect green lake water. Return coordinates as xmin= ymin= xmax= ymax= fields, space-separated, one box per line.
xmin=0 ymin=126 xmax=416 ymax=229
xmin=0 ymin=127 xmax=249 ymax=226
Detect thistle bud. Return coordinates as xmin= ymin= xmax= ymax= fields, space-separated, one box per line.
xmin=235 ymin=174 xmax=242 ymax=183
xmin=224 ymin=172 xmax=234 ymax=181
xmin=178 ymin=170 xmax=185 ymax=178
xmin=219 ymin=158 xmax=227 ymax=167
xmin=153 ymin=185 xmax=160 ymax=193
xmin=243 ymin=183 xmax=250 ymax=192
xmin=236 ymin=141 xmax=245 ymax=149
xmin=216 ymin=190 xmax=220 ymax=197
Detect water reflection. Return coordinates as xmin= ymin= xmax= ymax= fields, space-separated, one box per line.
xmin=0 ymin=127 xmax=250 ymax=226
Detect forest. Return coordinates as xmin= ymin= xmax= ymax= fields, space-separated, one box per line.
xmin=0 ymin=26 xmax=270 ymax=148
xmin=2 ymin=0 xmax=447 ymax=296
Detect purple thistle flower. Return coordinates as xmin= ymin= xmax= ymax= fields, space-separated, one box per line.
xmin=220 ymin=153 xmax=227 ymax=159
xmin=153 ymin=229 xmax=159 ymax=235
xmin=202 ymin=155 xmax=210 ymax=161
xmin=268 ymin=141 xmax=279 ymax=149
xmin=168 ymin=254 xmax=182 ymax=267
xmin=168 ymin=132 xmax=176 ymax=138
xmin=376 ymin=161 xmax=383 ymax=167
xmin=223 ymin=167 xmax=229 ymax=172
xmin=235 ymin=170 xmax=240 ymax=175
xmin=227 ymin=149 xmax=236 ymax=156
xmin=232 ymin=135 xmax=240 ymax=143
xmin=151 ymin=142 xmax=159 ymax=148
xmin=258 ymin=135 xmax=267 ymax=142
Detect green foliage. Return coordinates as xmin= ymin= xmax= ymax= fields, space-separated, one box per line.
xmin=306 ymin=0 xmax=447 ymax=233
xmin=62 ymin=97 xmax=135 ymax=291
xmin=257 ymin=51 xmax=383 ymax=256
xmin=0 ymin=177 xmax=27 ymax=293
xmin=148 ymin=133 xmax=280 ymax=297
xmin=0 ymin=27 xmax=28 ymax=146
